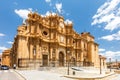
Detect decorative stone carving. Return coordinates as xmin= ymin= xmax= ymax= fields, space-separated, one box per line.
xmin=42 ymin=46 xmax=47 ymax=52
xmin=59 ymin=22 xmax=64 ymax=28
xmin=9 ymin=12 xmax=103 ymax=68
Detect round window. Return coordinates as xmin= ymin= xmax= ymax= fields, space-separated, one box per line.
xmin=43 ymin=31 xmax=48 ymax=36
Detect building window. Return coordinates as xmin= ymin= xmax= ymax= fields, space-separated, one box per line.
xmin=42 ymin=29 xmax=49 ymax=37
xmin=52 ymin=49 xmax=56 ymax=57
xmin=73 ymin=40 xmax=75 ymax=43
xmin=43 ymin=31 xmax=48 ymax=36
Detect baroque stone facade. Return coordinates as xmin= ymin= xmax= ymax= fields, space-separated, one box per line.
xmin=10 ymin=12 xmax=101 ymax=68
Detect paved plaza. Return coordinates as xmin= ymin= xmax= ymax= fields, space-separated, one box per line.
xmin=15 ymin=67 xmax=120 ymax=80
xmin=0 ymin=69 xmax=25 ymax=80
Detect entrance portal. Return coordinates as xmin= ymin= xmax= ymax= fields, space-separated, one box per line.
xmin=59 ymin=52 xmax=64 ymax=66
xmin=42 ymin=55 xmax=48 ymax=66
xmin=83 ymin=59 xmax=86 ymax=66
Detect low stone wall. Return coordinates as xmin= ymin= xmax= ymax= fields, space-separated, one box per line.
xmin=64 ymin=72 xmax=116 ymax=80
xmin=114 ymin=70 xmax=120 ymax=74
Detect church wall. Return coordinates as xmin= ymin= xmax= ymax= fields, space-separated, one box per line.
xmin=9 ymin=12 xmax=105 ymax=69
xmin=17 ymin=36 xmax=23 ymax=59
xmin=94 ymin=45 xmax=100 ymax=68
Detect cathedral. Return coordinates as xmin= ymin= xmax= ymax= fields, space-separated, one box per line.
xmin=10 ymin=12 xmax=105 ymax=68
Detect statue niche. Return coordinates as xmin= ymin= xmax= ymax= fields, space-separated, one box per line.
xmin=27 ymin=13 xmax=40 ymax=35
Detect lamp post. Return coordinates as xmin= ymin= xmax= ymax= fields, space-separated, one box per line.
xmin=67 ymin=49 xmax=70 ymax=75
xmin=109 ymin=58 xmax=111 ymax=72
xmin=99 ymin=55 xmax=102 ymax=74
xmin=116 ymin=59 xmax=118 ymax=70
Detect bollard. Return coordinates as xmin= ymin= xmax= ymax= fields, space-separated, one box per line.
xmin=73 ymin=71 xmax=75 ymax=75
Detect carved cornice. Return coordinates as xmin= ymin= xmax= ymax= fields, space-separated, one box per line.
xmin=88 ymin=41 xmax=99 ymax=46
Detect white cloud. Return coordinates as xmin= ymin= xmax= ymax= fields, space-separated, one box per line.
xmin=65 ymin=19 xmax=72 ymax=24
xmin=41 ymin=11 xmax=56 ymax=17
xmin=45 ymin=0 xmax=52 ymax=6
xmin=99 ymin=48 xmax=106 ymax=52
xmin=100 ymin=31 xmax=120 ymax=41
xmin=92 ymin=0 xmax=120 ymax=31
xmin=0 ymin=46 xmax=7 ymax=51
xmin=7 ymin=41 xmax=13 ymax=44
xmin=46 ymin=11 xmax=51 ymax=16
xmin=55 ymin=3 xmax=62 ymax=13
xmin=45 ymin=0 xmax=51 ymax=3
xmin=101 ymin=51 xmax=120 ymax=60
xmin=0 ymin=33 xmax=5 ymax=37
xmin=14 ymin=8 xmax=32 ymax=19
xmin=45 ymin=1 xmax=64 ymax=14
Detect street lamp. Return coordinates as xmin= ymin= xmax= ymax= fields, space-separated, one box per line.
xmin=116 ymin=59 xmax=118 ymax=70
xmin=109 ymin=58 xmax=111 ymax=72
xmin=67 ymin=49 xmax=70 ymax=75
xmin=99 ymin=55 xmax=102 ymax=74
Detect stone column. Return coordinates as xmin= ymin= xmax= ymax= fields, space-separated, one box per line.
xmin=25 ymin=37 xmax=29 ymax=59
xmin=36 ymin=40 xmax=39 ymax=59
xmin=22 ymin=37 xmax=26 ymax=59
xmin=49 ymin=47 xmax=53 ymax=67
xmin=80 ymin=51 xmax=83 ymax=66
xmin=64 ymin=50 xmax=66 ymax=67
xmin=36 ymin=41 xmax=40 ymax=67
xmin=17 ymin=37 xmax=22 ymax=59
xmin=37 ymin=24 xmax=40 ymax=34
xmin=39 ymin=46 xmax=42 ymax=67
xmin=55 ymin=48 xmax=59 ymax=67
xmin=30 ymin=42 xmax=33 ymax=59
xmin=17 ymin=36 xmax=24 ymax=67
xmin=30 ymin=23 xmax=36 ymax=34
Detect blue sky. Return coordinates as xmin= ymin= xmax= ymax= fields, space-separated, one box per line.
xmin=0 ymin=0 xmax=120 ymax=61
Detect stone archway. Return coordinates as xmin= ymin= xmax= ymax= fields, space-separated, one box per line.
xmin=59 ymin=52 xmax=64 ymax=67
